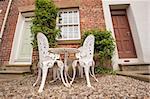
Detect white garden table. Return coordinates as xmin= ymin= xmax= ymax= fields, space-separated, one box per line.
xmin=49 ymin=48 xmax=79 ymax=87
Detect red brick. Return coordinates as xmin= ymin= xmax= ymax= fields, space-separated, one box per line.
xmin=0 ymin=0 xmax=105 ymax=66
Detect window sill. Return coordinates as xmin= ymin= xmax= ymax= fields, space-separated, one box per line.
xmin=57 ymin=40 xmax=81 ymax=44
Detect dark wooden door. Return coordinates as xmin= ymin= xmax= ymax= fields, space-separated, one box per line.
xmin=111 ymin=10 xmax=137 ymax=58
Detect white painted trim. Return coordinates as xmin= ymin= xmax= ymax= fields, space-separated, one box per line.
xmin=102 ymin=1 xmax=119 ymax=70
xmin=126 ymin=6 xmax=144 ymax=63
xmin=0 ymin=0 xmax=13 ymax=42
xmin=15 ymin=18 xmax=32 ymax=61
xmin=118 ymin=58 xmax=139 ymax=64
xmin=9 ymin=13 xmax=23 ymax=64
xmin=102 ymin=0 xmax=144 ymax=70
xmin=9 ymin=13 xmax=33 ymax=65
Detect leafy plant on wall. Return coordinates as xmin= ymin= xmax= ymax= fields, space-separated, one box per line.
xmin=31 ymin=0 xmax=60 ymax=49
xmin=82 ymin=29 xmax=115 ymax=67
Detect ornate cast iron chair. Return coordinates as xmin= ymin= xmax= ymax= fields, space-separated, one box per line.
xmin=71 ymin=35 xmax=98 ymax=87
xmin=33 ymin=33 xmax=67 ymax=93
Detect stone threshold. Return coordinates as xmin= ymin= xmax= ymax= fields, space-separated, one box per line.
xmin=117 ymin=71 xmax=150 ymax=82
xmin=0 ymin=70 xmax=30 ymax=74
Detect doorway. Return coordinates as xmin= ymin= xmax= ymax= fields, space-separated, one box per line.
xmin=111 ymin=10 xmax=137 ymax=58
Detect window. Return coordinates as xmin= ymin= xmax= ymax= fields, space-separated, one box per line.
xmin=17 ymin=18 xmax=33 ymax=62
xmin=57 ymin=9 xmax=80 ymax=40
xmin=10 ymin=13 xmax=33 ymax=64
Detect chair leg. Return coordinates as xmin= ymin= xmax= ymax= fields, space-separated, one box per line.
xmin=38 ymin=67 xmax=48 ymax=93
xmin=49 ymin=68 xmax=59 ymax=83
xmin=84 ymin=66 xmax=92 ymax=87
xmin=52 ymin=67 xmax=58 ymax=81
xmin=33 ymin=67 xmax=41 ymax=87
xmin=78 ymin=66 xmax=84 ymax=78
xmin=90 ymin=66 xmax=98 ymax=82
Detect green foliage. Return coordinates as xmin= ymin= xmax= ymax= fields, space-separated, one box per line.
xmin=31 ymin=0 xmax=60 ymax=49
xmin=95 ymin=66 xmax=116 ymax=75
xmin=82 ymin=29 xmax=115 ymax=66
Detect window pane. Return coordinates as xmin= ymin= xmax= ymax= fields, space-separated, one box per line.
xmin=68 ymin=26 xmax=74 ymax=38
xmin=73 ymin=11 xmax=79 ymax=23
xmin=62 ymin=26 xmax=68 ymax=39
xmin=18 ymin=20 xmax=33 ymax=62
xmin=57 ymin=9 xmax=80 ymax=40
xmin=63 ymin=12 xmax=68 ymax=24
xmin=73 ymin=25 xmax=79 ymax=38
xmin=69 ymin=12 xmax=73 ymax=24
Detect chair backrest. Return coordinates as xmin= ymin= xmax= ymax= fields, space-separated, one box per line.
xmin=37 ymin=33 xmax=50 ymax=61
xmin=76 ymin=35 xmax=95 ymax=62
xmin=37 ymin=33 xmax=60 ymax=62
xmin=83 ymin=34 xmax=95 ymax=60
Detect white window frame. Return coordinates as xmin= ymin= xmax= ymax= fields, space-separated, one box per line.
xmin=16 ymin=18 xmax=32 ymax=62
xmin=56 ymin=8 xmax=81 ymax=40
xmin=9 ymin=13 xmax=33 ymax=65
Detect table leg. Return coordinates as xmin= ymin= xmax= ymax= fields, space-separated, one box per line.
xmin=64 ymin=51 xmax=70 ymax=87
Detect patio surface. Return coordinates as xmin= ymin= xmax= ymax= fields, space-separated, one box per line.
xmin=0 ymin=74 xmax=150 ymax=99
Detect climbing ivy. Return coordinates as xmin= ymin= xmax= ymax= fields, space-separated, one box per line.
xmin=82 ymin=29 xmax=115 ymax=66
xmin=31 ymin=0 xmax=60 ymax=49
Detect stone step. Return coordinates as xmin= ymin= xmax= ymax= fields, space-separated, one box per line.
xmin=0 ymin=64 xmax=31 ymax=73
xmin=0 ymin=70 xmax=30 ymax=74
xmin=0 ymin=73 xmax=25 ymax=82
xmin=117 ymin=71 xmax=150 ymax=82
xmin=119 ymin=64 xmax=150 ymax=71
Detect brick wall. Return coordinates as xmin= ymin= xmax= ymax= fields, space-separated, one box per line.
xmin=54 ymin=0 xmax=105 ymax=31
xmin=0 ymin=0 xmax=9 ymax=65
xmin=0 ymin=0 xmax=35 ymax=66
xmin=79 ymin=0 xmax=105 ymax=32
xmin=0 ymin=0 xmax=105 ymax=66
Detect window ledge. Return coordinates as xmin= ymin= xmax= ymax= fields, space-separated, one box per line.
xmin=57 ymin=40 xmax=81 ymax=44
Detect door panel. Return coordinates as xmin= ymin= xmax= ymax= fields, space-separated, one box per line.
xmin=111 ymin=10 xmax=137 ymax=58
xmin=17 ymin=20 xmax=32 ymax=62
xmin=9 ymin=14 xmax=33 ymax=64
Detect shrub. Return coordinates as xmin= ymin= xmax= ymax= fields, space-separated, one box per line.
xmin=31 ymin=0 xmax=60 ymax=49
xmin=82 ymin=29 xmax=115 ymax=67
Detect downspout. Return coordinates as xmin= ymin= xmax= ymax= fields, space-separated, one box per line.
xmin=0 ymin=0 xmax=13 ymax=43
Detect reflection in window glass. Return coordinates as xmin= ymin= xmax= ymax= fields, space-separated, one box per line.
xmin=57 ymin=9 xmax=80 ymax=40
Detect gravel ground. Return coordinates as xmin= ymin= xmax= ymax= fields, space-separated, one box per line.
xmin=0 ymin=74 xmax=149 ymax=99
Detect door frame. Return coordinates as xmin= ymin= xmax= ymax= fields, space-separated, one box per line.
xmin=9 ymin=13 xmax=33 ymax=65
xmin=111 ymin=9 xmax=137 ymax=58
xmin=102 ymin=1 xmax=144 ymax=70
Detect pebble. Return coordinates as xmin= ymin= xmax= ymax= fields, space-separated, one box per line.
xmin=0 ymin=74 xmax=149 ymax=98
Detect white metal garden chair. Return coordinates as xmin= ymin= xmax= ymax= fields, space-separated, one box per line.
xmin=70 ymin=35 xmax=98 ymax=87
xmin=33 ymin=33 xmax=67 ymax=93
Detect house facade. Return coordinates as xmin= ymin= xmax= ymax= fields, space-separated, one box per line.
xmin=0 ymin=0 xmax=149 ymax=72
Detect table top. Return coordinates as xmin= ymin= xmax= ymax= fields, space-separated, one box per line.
xmin=49 ymin=48 xmax=79 ymax=54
